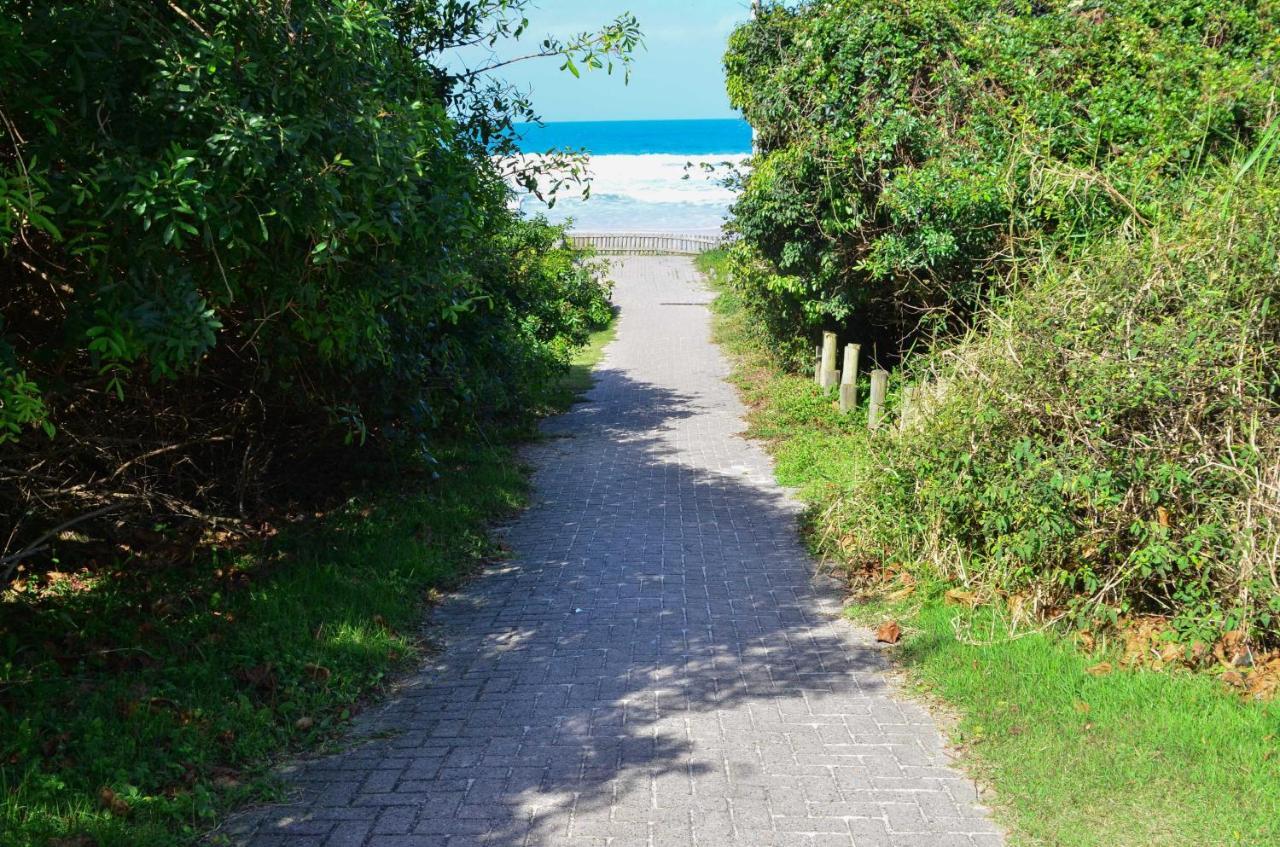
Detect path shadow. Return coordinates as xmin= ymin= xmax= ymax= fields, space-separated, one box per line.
xmin=226 ymin=367 xmax=912 ymax=847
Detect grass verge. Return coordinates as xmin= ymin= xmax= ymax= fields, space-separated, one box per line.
xmin=1 ymin=447 xmax=524 ymax=847
xmin=547 ymin=315 xmax=619 ymax=413
xmin=698 ymin=249 xmax=1280 ymax=847
xmin=0 ymin=319 xmax=617 ymax=847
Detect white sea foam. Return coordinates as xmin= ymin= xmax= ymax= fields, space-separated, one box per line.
xmin=578 ymin=154 xmax=746 ymax=206
xmin=505 ymin=153 xmax=749 ymax=233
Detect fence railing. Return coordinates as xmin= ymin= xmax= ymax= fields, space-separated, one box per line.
xmin=569 ymin=232 xmax=726 ymax=255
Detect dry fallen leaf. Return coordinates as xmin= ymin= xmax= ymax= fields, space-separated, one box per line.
xmin=1246 ymin=671 xmax=1278 ymax=701
xmin=295 ymin=716 xmax=315 ymax=731
xmin=1008 ymin=593 xmax=1032 ymax=623
xmin=887 ymin=582 xmax=916 ymax=602
xmin=1085 ymin=661 xmax=1113 ymax=677
xmin=1215 ymin=630 xmax=1247 ymax=666
xmin=1073 ymin=700 xmax=1091 ymax=714
xmin=945 ymin=588 xmax=979 ymax=607
xmin=875 ymin=621 xmax=901 ymax=644
xmin=1156 ymin=506 xmax=1171 ymax=528
xmin=303 ymin=663 xmax=332 ymax=683
xmin=1120 ymin=616 xmax=1169 ymax=667
xmin=98 ymin=787 xmax=130 ymax=816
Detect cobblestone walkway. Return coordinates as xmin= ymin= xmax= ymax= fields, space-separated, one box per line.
xmin=231 ymin=257 xmax=1002 ymax=847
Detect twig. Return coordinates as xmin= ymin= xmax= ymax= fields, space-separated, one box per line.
xmin=1 ymin=503 xmax=130 ymax=580
xmin=110 ymin=436 xmax=231 ymax=480
xmin=166 ymin=1 xmax=210 ymax=37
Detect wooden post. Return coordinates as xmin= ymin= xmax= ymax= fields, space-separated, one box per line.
xmin=821 ymin=332 xmax=838 ymax=375
xmin=820 ymin=331 xmax=839 ymax=390
xmin=868 ymin=369 xmax=888 ymax=430
xmin=839 ymin=344 xmax=860 ymax=413
xmin=813 ymin=345 xmax=822 ymax=385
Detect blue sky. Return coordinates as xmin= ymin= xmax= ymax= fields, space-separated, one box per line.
xmin=452 ymin=1 xmax=753 ymax=122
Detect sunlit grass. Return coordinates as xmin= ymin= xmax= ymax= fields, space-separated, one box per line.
xmin=848 ymin=597 xmax=1280 ymax=846
xmin=547 ymin=313 xmax=619 ymax=412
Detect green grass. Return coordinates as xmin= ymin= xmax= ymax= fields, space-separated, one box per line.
xmin=0 ymin=315 xmax=618 ymax=847
xmin=1 ymin=445 xmax=526 ymax=847
xmin=547 ymin=315 xmax=618 ymax=413
xmin=852 ymin=597 xmax=1280 ymax=846
xmin=699 ymin=249 xmax=1280 ymax=847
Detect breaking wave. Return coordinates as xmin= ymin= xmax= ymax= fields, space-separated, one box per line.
xmin=509 ymin=153 xmax=749 ymax=234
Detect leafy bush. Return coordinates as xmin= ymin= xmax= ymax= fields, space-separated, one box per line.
xmin=722 ymin=1 xmax=1280 ymax=643
xmin=823 ymin=176 xmax=1280 ymax=643
xmin=725 ymin=0 xmax=1278 ymax=350
xmin=711 ymin=176 xmax=1280 ymax=646
xmin=0 ymin=2 xmax=625 ymax=839
xmin=0 ymin=1 xmax=622 ymax=549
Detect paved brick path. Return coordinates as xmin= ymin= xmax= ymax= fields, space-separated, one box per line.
xmin=231 ymin=257 xmax=1002 ymax=847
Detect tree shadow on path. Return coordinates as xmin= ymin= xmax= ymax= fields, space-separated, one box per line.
xmin=227 ymin=367 xmax=964 ymax=847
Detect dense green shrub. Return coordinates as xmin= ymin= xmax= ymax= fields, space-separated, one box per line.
xmin=830 ymin=176 xmax=1280 ymax=643
xmin=725 ymin=0 xmax=1278 ymax=353
xmin=0 ymin=1 xmax=622 ymax=542
xmin=722 ymin=1 xmax=1280 ymax=642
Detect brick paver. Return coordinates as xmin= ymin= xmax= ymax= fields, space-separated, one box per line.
xmin=229 ymin=257 xmax=1002 ymax=846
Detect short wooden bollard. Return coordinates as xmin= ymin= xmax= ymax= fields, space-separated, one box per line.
xmin=813 ymin=345 xmax=822 ymax=385
xmin=868 ymin=369 xmax=888 ymax=430
xmin=839 ymin=343 xmax=860 ymax=413
xmin=819 ymin=331 xmax=839 ymax=390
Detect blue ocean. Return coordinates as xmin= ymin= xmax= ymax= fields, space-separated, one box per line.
xmin=510 ymin=118 xmax=752 ymax=234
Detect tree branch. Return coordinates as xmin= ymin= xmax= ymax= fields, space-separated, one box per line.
xmin=1 ymin=502 xmax=131 ymax=581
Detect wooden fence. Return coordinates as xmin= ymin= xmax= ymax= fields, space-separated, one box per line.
xmin=569 ymin=232 xmax=727 ymax=255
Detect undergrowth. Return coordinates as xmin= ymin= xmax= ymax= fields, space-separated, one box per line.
xmin=709 ymin=170 xmax=1280 ymax=651
xmin=832 ymin=179 xmax=1280 ymax=649
xmin=1 ymin=446 xmax=523 ymax=846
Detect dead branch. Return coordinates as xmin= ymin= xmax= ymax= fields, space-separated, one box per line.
xmin=1 ymin=502 xmax=131 ymax=580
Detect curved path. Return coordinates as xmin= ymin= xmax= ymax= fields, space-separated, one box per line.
xmin=232 ymin=257 xmax=1002 ymax=847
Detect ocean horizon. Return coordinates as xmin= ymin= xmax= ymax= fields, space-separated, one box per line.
xmin=512 ymin=118 xmax=752 ymax=234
